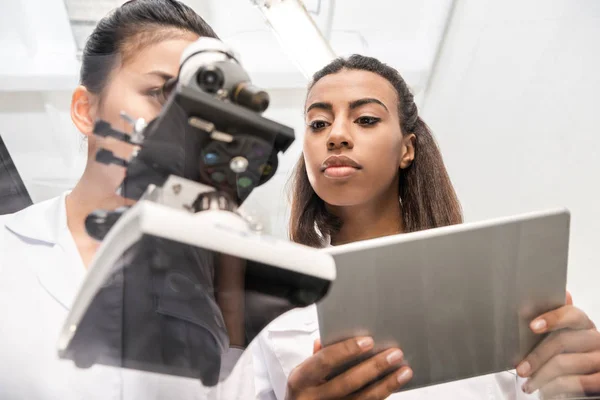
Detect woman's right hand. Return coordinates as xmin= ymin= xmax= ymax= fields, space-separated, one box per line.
xmin=285 ymin=337 xmax=413 ymax=400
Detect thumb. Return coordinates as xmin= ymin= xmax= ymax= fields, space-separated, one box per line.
xmin=313 ymin=338 xmax=322 ymax=354
xmin=566 ymin=290 xmax=573 ymax=306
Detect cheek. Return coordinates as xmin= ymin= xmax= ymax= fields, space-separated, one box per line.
xmin=302 ymin=137 xmax=323 ymax=184
xmin=99 ymin=87 xmax=161 ymax=132
xmin=95 ymin=90 xmax=160 ymax=161
xmin=371 ymin=138 xmax=403 ymax=187
xmin=372 ymin=141 xmax=402 ymax=175
xmin=376 ymin=131 xmax=402 ymax=158
xmin=355 ymin=128 xmax=403 ymax=169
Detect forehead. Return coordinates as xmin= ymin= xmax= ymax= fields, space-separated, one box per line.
xmin=306 ymin=69 xmax=398 ymax=110
xmin=121 ymin=35 xmax=198 ymax=75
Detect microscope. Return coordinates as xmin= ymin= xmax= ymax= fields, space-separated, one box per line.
xmin=56 ymin=38 xmax=336 ymax=386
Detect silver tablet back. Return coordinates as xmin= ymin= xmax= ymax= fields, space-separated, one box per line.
xmin=317 ymin=209 xmax=570 ymax=391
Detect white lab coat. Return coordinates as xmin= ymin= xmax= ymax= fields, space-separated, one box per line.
xmin=252 ymin=305 xmax=540 ymax=400
xmin=0 ymin=193 xmax=255 ymax=400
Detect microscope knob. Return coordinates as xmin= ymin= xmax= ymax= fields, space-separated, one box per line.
xmin=93 ymin=120 xmax=133 ymax=143
xmin=96 ymin=149 xmax=129 ymax=168
xmin=85 ymin=207 xmax=130 ymax=241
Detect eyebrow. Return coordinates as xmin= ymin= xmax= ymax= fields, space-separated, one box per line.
xmin=349 ymin=98 xmax=389 ymax=112
xmin=306 ymin=98 xmax=389 ymax=114
xmin=306 ymin=102 xmax=333 ymax=113
xmin=145 ymin=71 xmax=175 ymax=81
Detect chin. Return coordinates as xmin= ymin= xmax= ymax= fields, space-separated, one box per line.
xmin=317 ymin=187 xmax=369 ymax=208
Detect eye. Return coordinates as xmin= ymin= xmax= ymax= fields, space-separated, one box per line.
xmin=355 ymin=116 xmax=381 ymax=126
xmin=146 ymin=88 xmax=160 ymax=97
xmin=146 ymin=88 xmax=165 ymax=103
xmin=308 ymin=120 xmax=330 ymax=131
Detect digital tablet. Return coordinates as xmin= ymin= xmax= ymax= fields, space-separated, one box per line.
xmin=317 ymin=208 xmax=570 ymax=392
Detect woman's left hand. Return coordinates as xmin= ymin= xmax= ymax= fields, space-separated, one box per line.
xmin=517 ymin=292 xmax=600 ymax=398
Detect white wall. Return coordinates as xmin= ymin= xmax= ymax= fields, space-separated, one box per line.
xmin=422 ymin=0 xmax=600 ymax=322
xmin=0 ymin=91 xmax=86 ymax=202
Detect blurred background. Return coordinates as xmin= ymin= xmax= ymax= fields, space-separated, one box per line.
xmin=0 ymin=0 xmax=598 ymax=321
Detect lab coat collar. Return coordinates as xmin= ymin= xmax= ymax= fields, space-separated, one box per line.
xmin=267 ymin=304 xmax=318 ymax=332
xmin=4 ymin=192 xmax=68 ymax=245
xmin=4 ymin=192 xmax=85 ymax=310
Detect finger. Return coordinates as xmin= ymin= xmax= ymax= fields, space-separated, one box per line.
xmin=529 ymin=306 xmax=594 ymax=335
xmin=566 ymin=291 xmax=573 ymax=306
xmin=289 ymin=337 xmax=374 ymax=389
xmin=319 ymin=348 xmax=405 ymax=398
xmin=347 ymin=366 xmax=413 ymax=400
xmin=523 ymin=352 xmax=600 ymax=393
xmin=313 ymin=339 xmax=322 ymax=354
xmin=539 ymin=372 xmax=600 ymax=399
xmin=517 ymin=330 xmax=600 ymax=378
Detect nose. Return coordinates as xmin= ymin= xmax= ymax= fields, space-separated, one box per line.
xmin=327 ymin=121 xmax=354 ymax=150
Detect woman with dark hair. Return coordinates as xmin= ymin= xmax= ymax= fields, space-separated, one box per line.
xmin=290 ymin=57 xmax=461 ymax=247
xmin=253 ymin=55 xmax=600 ymax=400
xmin=0 ymin=1 xmax=253 ymax=398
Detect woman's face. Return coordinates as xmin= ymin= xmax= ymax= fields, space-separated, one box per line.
xmin=303 ymin=69 xmax=415 ymax=208
xmin=73 ymin=32 xmax=198 ymax=188
xmin=97 ymin=34 xmax=198 ymax=132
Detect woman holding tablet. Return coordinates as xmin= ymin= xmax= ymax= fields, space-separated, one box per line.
xmin=252 ymin=55 xmax=600 ymax=400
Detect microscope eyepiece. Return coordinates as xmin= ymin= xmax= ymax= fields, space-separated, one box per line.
xmin=197 ymin=66 xmax=225 ymax=94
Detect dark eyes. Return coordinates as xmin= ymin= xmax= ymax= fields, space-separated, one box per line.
xmin=146 ymin=87 xmax=171 ymax=106
xmin=355 ymin=116 xmax=381 ymax=126
xmin=146 ymin=88 xmax=162 ymax=100
xmin=308 ymin=116 xmax=381 ymax=132
xmin=308 ymin=120 xmax=330 ymax=131
xmin=147 ymin=78 xmax=177 ymax=104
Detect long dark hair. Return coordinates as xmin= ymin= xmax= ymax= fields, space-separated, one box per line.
xmin=80 ymin=0 xmax=218 ymax=95
xmin=290 ymin=55 xmax=463 ymax=247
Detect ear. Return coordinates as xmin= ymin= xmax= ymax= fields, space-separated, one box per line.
xmin=399 ymin=133 xmax=416 ymax=169
xmin=70 ymin=85 xmax=97 ymax=137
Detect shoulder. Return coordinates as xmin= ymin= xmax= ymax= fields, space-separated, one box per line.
xmin=0 ymin=213 xmax=12 ymax=235
xmin=0 ymin=195 xmax=65 ymax=274
xmin=0 ymin=213 xmax=15 ymax=271
xmin=0 ymin=211 xmax=14 ymax=229
xmin=2 ymin=195 xmax=65 ymax=244
xmin=258 ymin=304 xmax=319 ymax=339
xmin=0 ymin=211 xmax=27 ymax=278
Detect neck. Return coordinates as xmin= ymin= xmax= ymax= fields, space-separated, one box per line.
xmin=65 ymin=165 xmax=133 ymax=266
xmin=328 ymin=186 xmax=404 ymax=246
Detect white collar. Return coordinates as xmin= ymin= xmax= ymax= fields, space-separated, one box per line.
xmin=4 ymin=192 xmax=70 ymax=245
xmin=3 ymin=192 xmax=85 ymax=310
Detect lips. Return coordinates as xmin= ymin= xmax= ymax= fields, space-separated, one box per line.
xmin=321 ymin=155 xmax=362 ymax=178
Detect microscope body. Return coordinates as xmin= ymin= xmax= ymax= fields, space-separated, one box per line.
xmin=58 ymin=177 xmax=335 ymax=385
xmin=56 ymin=38 xmax=336 ymax=386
